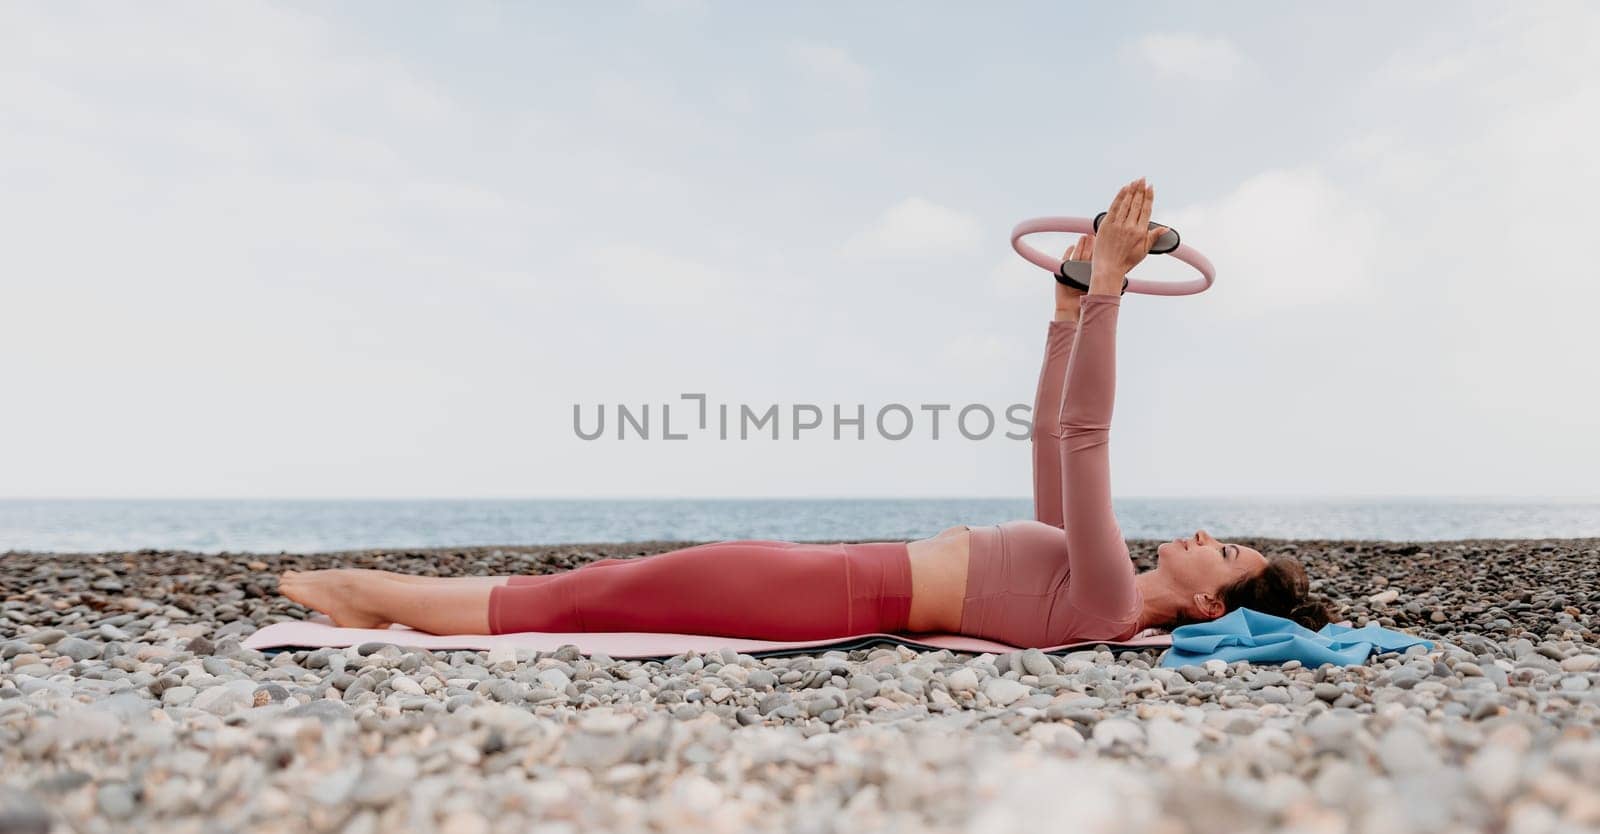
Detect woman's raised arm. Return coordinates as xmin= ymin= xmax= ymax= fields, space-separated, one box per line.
xmin=1030 ymin=236 xmax=1092 ymax=528
xmin=1057 ymin=292 xmax=1138 ymax=620
xmin=1056 ymin=177 xmax=1169 ymax=622
xmin=1030 ymin=317 xmax=1076 ymax=528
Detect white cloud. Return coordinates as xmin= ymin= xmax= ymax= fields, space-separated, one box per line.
xmin=1125 ymin=33 xmax=1247 ymax=81
xmin=579 ymin=245 xmax=729 ymax=307
xmin=1113 ymin=3 xmax=1600 ymax=499
xmin=1340 ymin=2 xmax=1600 ymax=434
xmin=798 ymin=126 xmax=881 ymax=154
xmin=639 ymin=0 xmax=709 ymax=14
xmin=988 ymin=252 xmax=1049 ymax=299
xmin=845 ymin=198 xmax=984 ymax=259
xmin=1400 ymin=55 xmax=1471 ymax=85
xmin=785 ymin=42 xmax=870 ymax=97
xmin=716 ymin=81 xmax=759 ymax=115
xmin=1149 ymin=169 xmax=1380 ymax=317
xmin=937 ymin=329 xmax=1031 ymax=377
xmin=1333 ymin=132 xmax=1452 ymax=193
xmin=4 ymin=2 xmax=1599 ymax=502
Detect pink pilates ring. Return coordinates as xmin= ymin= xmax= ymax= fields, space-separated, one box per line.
xmin=1010 ymin=216 xmax=1216 ymax=296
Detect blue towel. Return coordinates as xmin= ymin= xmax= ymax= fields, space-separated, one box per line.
xmin=1158 ymin=607 xmax=1433 ymax=668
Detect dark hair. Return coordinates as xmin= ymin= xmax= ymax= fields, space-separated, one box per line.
xmin=1217 ymin=553 xmax=1334 ymax=630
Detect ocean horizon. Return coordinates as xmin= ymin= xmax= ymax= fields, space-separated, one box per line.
xmin=2 ymin=497 xmax=1597 ymax=555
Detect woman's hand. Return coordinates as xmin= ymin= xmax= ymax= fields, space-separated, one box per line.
xmin=1089 ymin=177 xmax=1170 ymax=294
xmin=1055 ymin=233 xmax=1092 ymax=317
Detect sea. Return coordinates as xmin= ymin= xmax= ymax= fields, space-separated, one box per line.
xmin=1 ymin=498 xmax=1598 ymax=555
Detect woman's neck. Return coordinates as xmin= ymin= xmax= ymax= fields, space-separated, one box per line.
xmin=1134 ymin=569 xmax=1191 ymax=632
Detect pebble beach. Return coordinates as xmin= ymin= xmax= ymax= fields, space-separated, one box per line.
xmin=2 ymin=537 xmax=1598 ymax=834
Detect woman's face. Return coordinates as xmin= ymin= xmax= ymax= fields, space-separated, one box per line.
xmin=1154 ymin=529 xmax=1268 ymax=610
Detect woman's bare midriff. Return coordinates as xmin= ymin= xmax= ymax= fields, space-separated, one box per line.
xmin=905 ymin=524 xmax=971 ymax=633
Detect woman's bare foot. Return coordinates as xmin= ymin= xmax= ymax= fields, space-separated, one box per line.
xmin=329 ymin=568 xmax=510 ymax=589
xmin=278 ymin=569 xmax=393 ymax=629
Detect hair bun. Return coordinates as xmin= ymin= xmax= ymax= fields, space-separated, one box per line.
xmin=1289 ymin=598 xmax=1335 ymax=631
xmin=1212 ymin=553 xmax=1338 ymax=633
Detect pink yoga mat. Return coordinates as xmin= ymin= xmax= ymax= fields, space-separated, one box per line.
xmin=243 ymin=617 xmax=1171 ymax=659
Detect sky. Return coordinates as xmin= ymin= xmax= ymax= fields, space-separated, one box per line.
xmin=2 ymin=0 xmax=1598 ymax=500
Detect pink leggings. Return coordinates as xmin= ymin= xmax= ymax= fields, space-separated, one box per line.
xmin=487 ymin=540 xmax=913 ymax=640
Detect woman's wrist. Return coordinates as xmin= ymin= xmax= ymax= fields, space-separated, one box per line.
xmin=1088 ymin=269 xmax=1126 ymax=297
xmin=1054 ymin=293 xmax=1083 ymax=322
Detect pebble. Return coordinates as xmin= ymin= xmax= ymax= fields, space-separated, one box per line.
xmin=52 ymin=637 xmax=102 ymax=661
xmin=350 ymin=759 xmax=418 ymax=805
xmin=192 ymin=685 xmax=252 ymax=715
xmin=983 ymin=678 xmax=1029 ymax=707
xmin=25 ymin=629 xmax=67 ymax=647
xmin=1019 ymin=649 xmax=1055 ymax=677
xmin=2 ymin=538 xmax=1596 ymax=833
xmin=1144 ymin=719 xmax=1200 ymax=767
xmin=1377 ymin=725 xmax=1441 ymax=774
xmin=160 ymin=686 xmax=197 ymax=707
xmin=253 ymin=683 xmax=290 ymax=706
xmin=284 ymin=700 xmax=352 ymax=723
xmin=439 ymin=812 xmax=490 ymax=834
xmin=1092 ymin=718 xmax=1145 ymax=748
xmin=0 ymin=786 xmax=51 ymax=834
xmin=1559 ymin=654 xmax=1598 ymax=673
xmin=94 ymin=783 xmax=136 ymax=820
